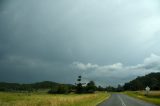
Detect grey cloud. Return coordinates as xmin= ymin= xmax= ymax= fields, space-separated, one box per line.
xmin=1 ymin=0 xmax=160 ymax=85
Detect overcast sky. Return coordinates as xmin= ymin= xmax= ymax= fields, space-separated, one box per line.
xmin=0 ymin=0 xmax=160 ymax=86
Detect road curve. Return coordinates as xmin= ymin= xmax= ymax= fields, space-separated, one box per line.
xmin=98 ymin=94 xmax=157 ymax=106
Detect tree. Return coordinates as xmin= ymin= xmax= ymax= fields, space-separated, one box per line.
xmin=97 ymin=86 xmax=105 ymax=91
xmin=75 ymin=76 xmax=83 ymax=93
xmin=86 ymin=81 xmax=96 ymax=93
xmin=105 ymin=86 xmax=116 ymax=92
xmin=116 ymin=84 xmax=123 ymax=92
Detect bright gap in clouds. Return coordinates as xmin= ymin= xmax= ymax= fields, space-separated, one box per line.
xmin=72 ymin=54 xmax=160 ymax=86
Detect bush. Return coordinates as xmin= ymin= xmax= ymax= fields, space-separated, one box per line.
xmin=48 ymin=85 xmax=70 ymax=94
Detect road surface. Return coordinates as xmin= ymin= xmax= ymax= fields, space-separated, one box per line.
xmin=98 ymin=94 xmax=157 ymax=106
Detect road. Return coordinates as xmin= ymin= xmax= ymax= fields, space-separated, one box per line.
xmin=98 ymin=94 xmax=157 ymax=106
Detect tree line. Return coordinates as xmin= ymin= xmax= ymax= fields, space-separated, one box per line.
xmin=0 ymin=81 xmax=73 ymax=93
xmin=0 ymin=72 xmax=159 ymax=94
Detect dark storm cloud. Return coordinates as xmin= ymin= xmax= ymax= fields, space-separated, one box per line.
xmin=0 ymin=0 xmax=77 ymax=62
xmin=0 ymin=0 xmax=160 ymax=85
xmin=0 ymin=0 xmax=80 ymax=83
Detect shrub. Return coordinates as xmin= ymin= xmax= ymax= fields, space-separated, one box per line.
xmin=48 ymin=85 xmax=70 ymax=94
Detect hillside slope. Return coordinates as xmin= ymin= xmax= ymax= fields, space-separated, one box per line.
xmin=123 ymin=72 xmax=160 ymax=91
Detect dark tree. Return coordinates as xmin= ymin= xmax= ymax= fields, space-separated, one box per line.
xmin=77 ymin=76 xmax=82 ymax=82
xmin=116 ymin=84 xmax=123 ymax=92
xmin=97 ymin=86 xmax=105 ymax=91
xmin=86 ymin=81 xmax=96 ymax=93
xmin=105 ymin=86 xmax=116 ymax=92
xmin=75 ymin=76 xmax=83 ymax=93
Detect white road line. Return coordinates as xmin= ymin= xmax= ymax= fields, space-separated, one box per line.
xmin=118 ymin=95 xmax=127 ymax=106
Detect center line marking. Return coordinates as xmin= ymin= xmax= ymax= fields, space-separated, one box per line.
xmin=118 ymin=95 xmax=127 ymax=106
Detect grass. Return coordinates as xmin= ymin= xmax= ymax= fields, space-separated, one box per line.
xmin=0 ymin=92 xmax=110 ymax=106
xmin=124 ymin=91 xmax=160 ymax=106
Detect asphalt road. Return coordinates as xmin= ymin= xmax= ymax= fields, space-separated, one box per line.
xmin=98 ymin=94 xmax=157 ymax=106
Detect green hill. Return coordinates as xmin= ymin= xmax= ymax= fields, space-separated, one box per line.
xmin=0 ymin=81 xmax=74 ymax=92
xmin=123 ymin=72 xmax=160 ymax=91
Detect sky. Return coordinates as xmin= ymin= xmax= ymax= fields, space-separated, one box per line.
xmin=0 ymin=0 xmax=160 ymax=86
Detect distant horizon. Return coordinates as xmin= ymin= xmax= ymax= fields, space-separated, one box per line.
xmin=1 ymin=71 xmax=160 ymax=88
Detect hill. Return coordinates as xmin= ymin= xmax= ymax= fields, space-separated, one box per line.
xmin=0 ymin=81 xmax=74 ymax=92
xmin=123 ymin=72 xmax=160 ymax=91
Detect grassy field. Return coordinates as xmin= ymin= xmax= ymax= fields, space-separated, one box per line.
xmin=124 ymin=91 xmax=160 ymax=106
xmin=0 ymin=92 xmax=110 ymax=106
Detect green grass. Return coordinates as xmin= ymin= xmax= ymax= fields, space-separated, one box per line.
xmin=124 ymin=91 xmax=160 ymax=106
xmin=0 ymin=92 xmax=110 ymax=106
